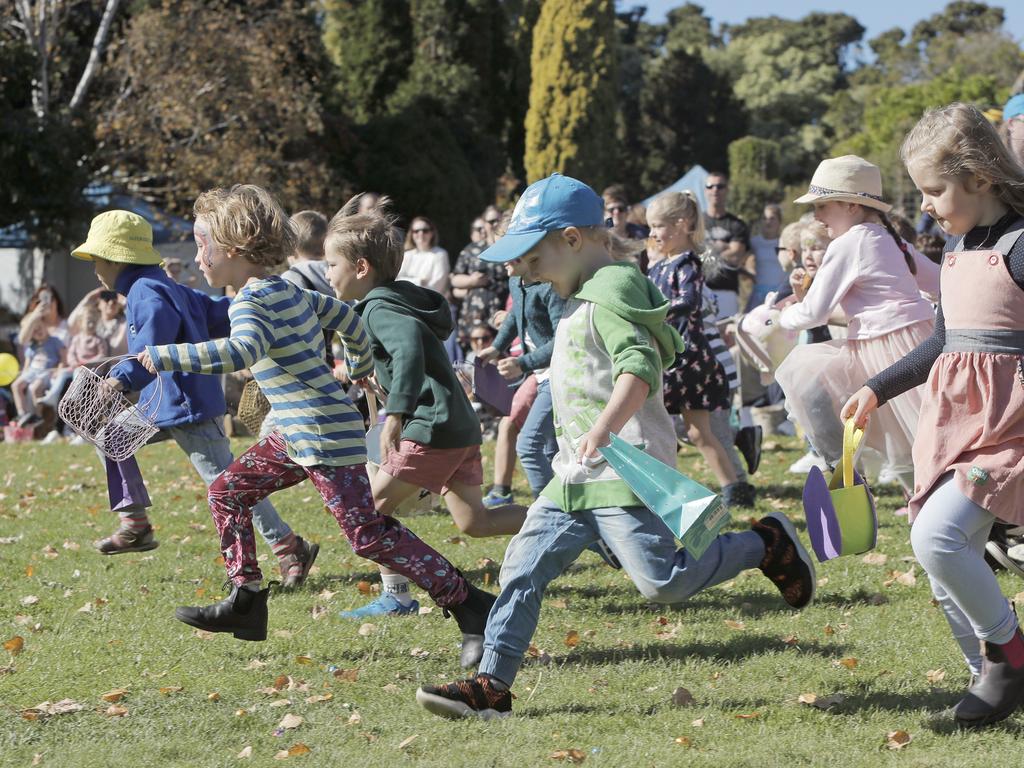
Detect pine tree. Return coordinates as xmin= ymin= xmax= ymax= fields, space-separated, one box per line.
xmin=524 ymin=0 xmax=618 ymax=189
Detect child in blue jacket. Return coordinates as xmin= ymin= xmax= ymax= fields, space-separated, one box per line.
xmin=71 ymin=210 xmax=317 ymax=587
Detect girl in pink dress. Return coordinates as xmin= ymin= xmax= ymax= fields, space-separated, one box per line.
xmin=776 ymin=156 xmax=939 ymax=493
xmin=845 ymin=103 xmax=1024 ymax=728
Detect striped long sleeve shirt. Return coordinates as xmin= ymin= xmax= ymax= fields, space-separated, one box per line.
xmin=149 ymin=276 xmax=373 ymax=467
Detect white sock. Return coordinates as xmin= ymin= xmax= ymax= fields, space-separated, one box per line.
xmin=381 ymin=574 xmax=413 ymax=606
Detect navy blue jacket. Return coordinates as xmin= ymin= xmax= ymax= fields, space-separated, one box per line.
xmin=492 ymin=277 xmax=564 ymax=373
xmin=109 ymin=265 xmax=231 ymax=428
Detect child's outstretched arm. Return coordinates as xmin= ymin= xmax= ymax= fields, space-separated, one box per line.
xmin=306 ymin=292 xmax=373 ymax=380
xmin=578 ymin=305 xmax=661 ymax=458
xmin=139 ymin=298 xmax=272 ymax=376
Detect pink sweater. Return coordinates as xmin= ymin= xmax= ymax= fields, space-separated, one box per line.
xmin=779 ymin=223 xmax=939 ymax=340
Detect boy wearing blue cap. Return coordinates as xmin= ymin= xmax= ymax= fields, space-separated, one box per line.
xmin=416 ymin=174 xmax=816 ymax=719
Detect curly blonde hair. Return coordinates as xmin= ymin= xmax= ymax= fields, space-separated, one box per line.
xmin=193 ymin=185 xmax=294 ymax=268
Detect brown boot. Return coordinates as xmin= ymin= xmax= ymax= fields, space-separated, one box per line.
xmin=954 ymin=626 xmax=1024 ymax=728
xmin=278 ymin=536 xmax=319 ymax=589
xmin=96 ymin=524 xmax=159 ymax=555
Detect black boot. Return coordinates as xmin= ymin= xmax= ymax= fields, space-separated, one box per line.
xmin=445 ymin=582 xmax=497 ymax=669
xmin=734 ymin=425 xmax=763 ymax=475
xmin=175 ymin=584 xmax=269 ymax=641
xmin=723 ymin=481 xmax=757 ymax=509
xmin=954 ymin=626 xmax=1024 ymax=728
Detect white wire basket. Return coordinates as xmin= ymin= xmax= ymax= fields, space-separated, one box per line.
xmin=57 ymin=355 xmax=163 ymax=462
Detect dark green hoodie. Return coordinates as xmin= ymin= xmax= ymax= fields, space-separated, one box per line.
xmin=355 ymin=281 xmax=481 ymax=449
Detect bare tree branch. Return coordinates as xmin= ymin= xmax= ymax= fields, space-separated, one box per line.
xmin=69 ymin=0 xmax=122 ymax=111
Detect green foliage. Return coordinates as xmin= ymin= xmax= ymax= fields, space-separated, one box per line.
xmin=727 ymin=136 xmax=784 ymax=223
xmin=831 ymin=71 xmax=1008 ymax=211
xmin=321 ymin=0 xmax=414 ymax=123
xmin=524 ymin=0 xmax=618 ymax=189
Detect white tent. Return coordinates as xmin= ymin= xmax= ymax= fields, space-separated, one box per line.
xmin=642 ymin=165 xmax=709 ymax=210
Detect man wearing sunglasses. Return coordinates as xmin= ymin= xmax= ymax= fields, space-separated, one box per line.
xmin=702 ymin=171 xmax=750 ymax=322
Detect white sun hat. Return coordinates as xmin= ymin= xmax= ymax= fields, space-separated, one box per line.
xmin=794 ymin=155 xmax=892 ymax=213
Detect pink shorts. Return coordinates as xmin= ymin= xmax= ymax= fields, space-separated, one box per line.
xmin=509 ymin=374 xmax=539 ymax=432
xmin=379 ymin=440 xmax=483 ymax=495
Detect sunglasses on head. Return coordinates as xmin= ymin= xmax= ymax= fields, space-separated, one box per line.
xmin=412 ymin=227 xmax=432 ymax=234
xmin=705 ymin=183 xmax=727 ymax=190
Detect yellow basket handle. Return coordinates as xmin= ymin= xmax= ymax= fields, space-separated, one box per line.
xmin=841 ymin=419 xmax=864 ymax=489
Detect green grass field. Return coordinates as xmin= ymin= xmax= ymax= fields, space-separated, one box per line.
xmin=2 ymin=436 xmax=1023 ymax=767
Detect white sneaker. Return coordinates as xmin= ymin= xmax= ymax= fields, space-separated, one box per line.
xmin=41 ymin=430 xmax=62 ymax=445
xmin=68 ymin=433 xmax=87 ymax=446
xmin=877 ymin=466 xmax=901 ymax=485
xmin=788 ymin=451 xmax=827 ymax=474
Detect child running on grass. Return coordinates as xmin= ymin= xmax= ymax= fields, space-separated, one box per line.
xmin=416 ymin=174 xmax=816 ymax=719
xmin=71 ymin=210 xmax=317 ymax=587
xmin=844 ymin=103 xmax=1024 ymax=727
xmin=324 ymin=196 xmax=527 ymax=644
xmin=138 ymin=186 xmax=494 ymax=650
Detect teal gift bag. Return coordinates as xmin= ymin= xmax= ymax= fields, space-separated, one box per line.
xmin=597 ymin=432 xmax=731 ymax=560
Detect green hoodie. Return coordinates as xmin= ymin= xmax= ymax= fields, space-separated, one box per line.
xmin=542 ymin=262 xmax=684 ymax=512
xmin=355 ymin=281 xmax=481 ymax=449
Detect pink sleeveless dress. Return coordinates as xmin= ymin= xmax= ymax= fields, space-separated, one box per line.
xmin=909 ymin=225 xmax=1024 ymax=525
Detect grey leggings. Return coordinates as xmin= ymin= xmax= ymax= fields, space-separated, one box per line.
xmin=911 ymin=473 xmax=1019 ymax=674
xmin=708 ymin=408 xmax=747 ymax=483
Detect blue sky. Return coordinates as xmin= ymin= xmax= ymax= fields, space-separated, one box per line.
xmin=636 ymin=0 xmax=1024 ymax=49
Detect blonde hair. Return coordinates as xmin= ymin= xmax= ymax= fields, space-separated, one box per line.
xmin=326 ymin=194 xmax=404 ymax=283
xmin=584 ymin=226 xmax=644 ymax=263
xmin=800 ymin=220 xmax=830 ymax=250
xmin=18 ymin=308 xmax=48 ymax=346
xmin=646 ymin=191 xmax=705 ymax=251
xmin=779 ymin=222 xmax=803 ymax=253
xmin=902 ymin=102 xmax=1024 ymax=218
xmin=193 ymin=185 xmax=294 ymax=268
xmin=290 ymin=210 xmax=328 ymax=260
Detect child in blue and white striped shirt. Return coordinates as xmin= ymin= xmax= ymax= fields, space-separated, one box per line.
xmin=139 ymin=185 xmax=495 ymax=645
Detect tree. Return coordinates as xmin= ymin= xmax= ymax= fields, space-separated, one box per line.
xmin=728 ymin=136 xmax=783 ymax=224
xmin=321 ymin=0 xmax=413 ymax=123
xmin=524 ymin=0 xmax=618 ymax=189
xmin=634 ymin=45 xmax=746 ymax=193
xmin=94 ymin=0 xmax=342 ymax=216
xmin=831 ymin=71 xmax=1007 ymax=212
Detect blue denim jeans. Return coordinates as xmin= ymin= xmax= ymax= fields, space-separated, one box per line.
xmin=103 ymin=418 xmax=292 ymax=547
xmin=911 ymin=473 xmax=1019 ymax=675
xmin=479 ymin=496 xmax=766 ymax=685
xmin=515 ymin=379 xmax=557 ymax=496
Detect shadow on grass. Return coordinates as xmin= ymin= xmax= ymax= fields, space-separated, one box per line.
xmin=547 ymin=635 xmax=847 ymax=667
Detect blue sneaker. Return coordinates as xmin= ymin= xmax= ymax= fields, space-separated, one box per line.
xmin=338 ymin=592 xmax=420 ymax=619
xmin=482 ymin=489 xmax=514 ymax=509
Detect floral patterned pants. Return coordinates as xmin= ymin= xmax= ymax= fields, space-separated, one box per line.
xmin=207 ymin=432 xmax=468 ymax=606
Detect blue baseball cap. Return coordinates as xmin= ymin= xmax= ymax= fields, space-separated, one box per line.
xmin=480 ymin=173 xmax=605 ymax=263
xmin=1004 ymin=93 xmax=1024 ymax=122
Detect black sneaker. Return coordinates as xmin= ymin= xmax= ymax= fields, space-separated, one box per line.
xmin=175 ymin=584 xmax=270 ymax=641
xmin=751 ymin=512 xmax=815 ymax=609
xmin=445 ymin=582 xmax=496 ymax=669
xmin=588 ymin=539 xmax=622 ymax=569
xmin=734 ymin=425 xmax=763 ymax=475
xmin=416 ymin=674 xmax=513 ymax=720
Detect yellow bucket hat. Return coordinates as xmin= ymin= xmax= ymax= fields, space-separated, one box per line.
xmin=72 ymin=210 xmax=163 ymax=265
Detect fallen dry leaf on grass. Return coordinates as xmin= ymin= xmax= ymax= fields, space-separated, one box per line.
xmin=862 ymin=553 xmax=889 ymax=566
xmin=305 ymin=694 xmax=332 ymax=704
xmin=564 ymin=631 xmax=580 ymax=648
xmin=549 ymin=749 xmax=586 ymax=763
xmin=333 ymin=668 xmax=359 ymax=682
xmin=100 ymin=689 xmax=128 ymax=703
xmin=347 ymin=711 xmax=362 ymax=725
xmin=21 ymin=595 xmax=39 ymax=606
xmin=691 ymin=718 xmax=705 ymax=727
xmin=208 ymin=692 xmax=221 ymax=702
xmin=735 ymin=712 xmax=761 ymax=720
xmin=274 ymin=744 xmax=311 ymax=759
xmin=674 ymin=737 xmax=693 ymax=748
xmin=356 ymin=581 xmax=373 ymax=595
xmin=4 ymin=636 xmax=24 ymax=656
xmin=838 ymin=657 xmax=859 ymax=670
xmin=885 ymin=730 xmax=912 ymax=750
xmin=104 ymin=705 xmax=128 ymax=717
xmin=295 ymin=656 xmax=313 ymax=665
xmin=237 ymin=746 xmax=252 ymax=759
xmin=159 ymin=686 xmax=183 ymax=695
xmin=278 ymin=713 xmax=303 ymax=730
xmin=358 ymin=623 xmax=376 ymax=637
xmin=21 ymin=700 xmax=84 ymax=719
xmin=798 ymin=693 xmax=845 ymax=710
xmin=245 ymin=659 xmax=267 ymax=670
xmin=398 ymin=735 xmax=419 ymax=750
xmin=724 ymin=620 xmax=746 ymax=631
xmin=926 ymin=669 xmax=946 ymax=685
